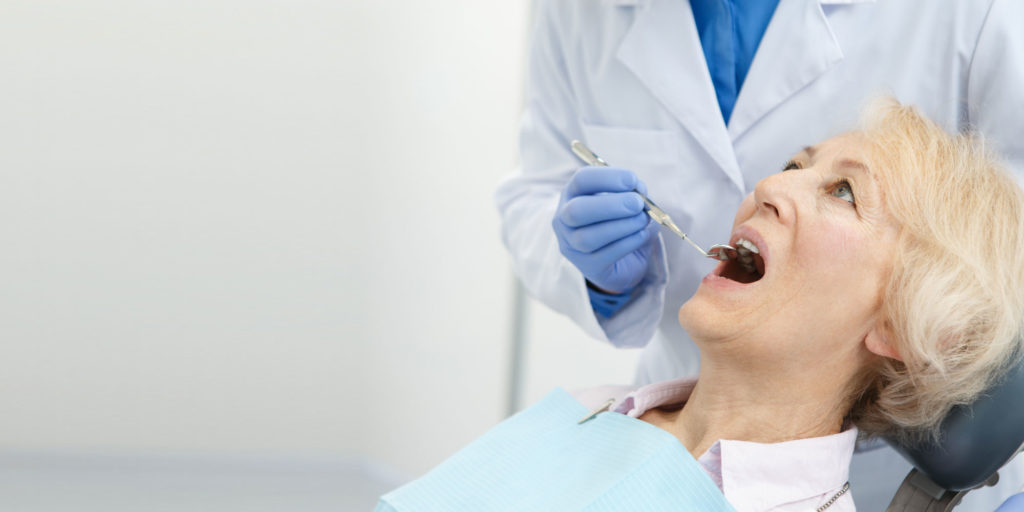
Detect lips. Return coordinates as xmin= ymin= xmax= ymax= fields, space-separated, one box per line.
xmin=712 ymin=225 xmax=769 ymax=284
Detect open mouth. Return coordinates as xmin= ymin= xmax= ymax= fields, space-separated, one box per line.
xmin=716 ymin=237 xmax=766 ymax=284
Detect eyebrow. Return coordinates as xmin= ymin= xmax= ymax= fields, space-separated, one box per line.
xmin=834 ymin=158 xmax=873 ymax=179
xmin=795 ymin=146 xmax=872 ymax=180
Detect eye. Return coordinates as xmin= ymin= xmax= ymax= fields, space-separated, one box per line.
xmin=830 ymin=179 xmax=856 ymax=205
xmin=782 ymin=160 xmax=800 ymax=171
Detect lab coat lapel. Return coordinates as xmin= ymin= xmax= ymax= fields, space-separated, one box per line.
xmin=616 ymin=0 xmax=743 ymax=190
xmin=727 ymin=0 xmax=847 ymax=141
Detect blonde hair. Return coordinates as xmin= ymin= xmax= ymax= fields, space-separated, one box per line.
xmin=846 ymin=99 xmax=1024 ymax=445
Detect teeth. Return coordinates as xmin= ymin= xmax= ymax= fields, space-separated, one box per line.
xmin=736 ymin=238 xmax=759 ymax=254
xmin=732 ymin=237 xmax=761 ymax=276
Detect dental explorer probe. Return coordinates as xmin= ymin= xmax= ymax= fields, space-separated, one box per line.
xmin=569 ymin=140 xmax=736 ymax=261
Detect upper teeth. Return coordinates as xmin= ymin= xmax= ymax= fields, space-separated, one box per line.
xmin=736 ymin=238 xmax=759 ymax=254
xmin=734 ymin=238 xmax=760 ymax=275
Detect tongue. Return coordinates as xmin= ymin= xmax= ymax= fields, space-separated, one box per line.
xmin=721 ymin=259 xmax=760 ymax=284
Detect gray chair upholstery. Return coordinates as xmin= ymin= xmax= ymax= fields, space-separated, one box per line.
xmin=885 ymin=354 xmax=1024 ymax=511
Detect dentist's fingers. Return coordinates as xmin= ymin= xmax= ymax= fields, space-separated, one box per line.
xmin=553 ymin=165 xmax=657 ymax=293
xmin=558 ymin=192 xmax=645 ymax=228
xmin=564 ymin=167 xmax=638 ymax=198
xmin=563 ymin=213 xmax=651 ymax=253
xmin=563 ymin=221 xmax=658 ymax=274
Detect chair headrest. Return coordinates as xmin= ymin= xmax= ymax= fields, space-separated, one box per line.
xmin=886 ymin=356 xmax=1024 ymax=491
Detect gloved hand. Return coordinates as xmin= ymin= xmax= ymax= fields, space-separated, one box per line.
xmin=553 ymin=166 xmax=659 ymax=294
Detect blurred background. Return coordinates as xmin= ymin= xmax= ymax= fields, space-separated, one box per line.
xmin=0 ymin=1 xmax=640 ymax=510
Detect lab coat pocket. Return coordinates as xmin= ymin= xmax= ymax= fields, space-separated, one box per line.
xmin=579 ymin=123 xmax=693 ymax=230
xmin=579 ymin=123 xmax=681 ymax=173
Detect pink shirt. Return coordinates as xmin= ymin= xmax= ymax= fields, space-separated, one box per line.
xmin=572 ymin=377 xmax=857 ymax=512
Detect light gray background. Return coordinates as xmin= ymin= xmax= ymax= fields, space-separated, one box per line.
xmin=0 ymin=1 xmax=639 ymax=510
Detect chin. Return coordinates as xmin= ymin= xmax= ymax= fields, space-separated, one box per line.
xmin=677 ymin=296 xmax=715 ymax=340
xmin=678 ymin=288 xmax=756 ymax=345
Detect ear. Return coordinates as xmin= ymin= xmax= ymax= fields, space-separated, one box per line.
xmin=864 ymin=319 xmax=903 ymax=362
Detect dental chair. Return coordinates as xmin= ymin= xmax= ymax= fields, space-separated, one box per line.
xmin=885 ymin=355 xmax=1024 ymax=511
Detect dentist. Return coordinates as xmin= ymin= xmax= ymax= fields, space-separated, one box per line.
xmin=495 ymin=0 xmax=1024 ymax=509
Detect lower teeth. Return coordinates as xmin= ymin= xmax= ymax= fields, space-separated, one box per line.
xmin=735 ymin=245 xmax=759 ymax=276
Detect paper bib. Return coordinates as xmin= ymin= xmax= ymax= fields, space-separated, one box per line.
xmin=376 ymin=387 xmax=737 ymax=511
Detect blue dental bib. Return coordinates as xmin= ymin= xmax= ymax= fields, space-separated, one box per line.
xmin=375 ymin=388 xmax=737 ymax=511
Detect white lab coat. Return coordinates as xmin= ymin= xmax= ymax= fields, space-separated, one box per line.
xmin=496 ymin=0 xmax=1024 ymax=509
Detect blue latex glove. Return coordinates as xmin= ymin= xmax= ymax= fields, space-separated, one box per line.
xmin=996 ymin=493 xmax=1024 ymax=511
xmin=553 ymin=166 xmax=659 ymax=295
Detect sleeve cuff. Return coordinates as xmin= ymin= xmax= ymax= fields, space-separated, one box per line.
xmin=586 ymin=281 xmax=638 ymax=318
xmin=585 ymin=282 xmax=638 ymax=317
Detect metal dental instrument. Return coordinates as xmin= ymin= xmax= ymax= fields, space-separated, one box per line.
xmin=570 ymin=140 xmax=736 ymax=261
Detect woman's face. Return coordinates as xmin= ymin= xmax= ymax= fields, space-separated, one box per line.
xmin=679 ymin=133 xmax=900 ymax=367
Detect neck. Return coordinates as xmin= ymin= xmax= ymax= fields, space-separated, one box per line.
xmin=668 ymin=357 xmax=852 ymax=459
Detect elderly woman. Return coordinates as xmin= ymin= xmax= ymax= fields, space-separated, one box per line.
xmin=377 ymin=101 xmax=1024 ymax=511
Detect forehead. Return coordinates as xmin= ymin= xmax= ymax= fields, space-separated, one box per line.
xmin=799 ymin=133 xmax=884 ymax=184
xmin=801 ymin=133 xmax=871 ymax=167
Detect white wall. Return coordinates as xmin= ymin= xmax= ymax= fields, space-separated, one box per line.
xmin=0 ymin=0 xmax=521 ymax=476
xmin=521 ymin=302 xmax=640 ymax=407
xmin=345 ymin=2 xmax=530 ymax=475
xmin=0 ymin=0 xmax=384 ymax=458
xmin=0 ymin=1 xmax=644 ymax=486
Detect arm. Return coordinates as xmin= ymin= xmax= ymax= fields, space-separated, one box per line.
xmin=494 ymin=0 xmax=669 ymax=347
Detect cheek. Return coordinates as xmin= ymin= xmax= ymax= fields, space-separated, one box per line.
xmin=796 ymin=223 xmax=882 ymax=291
xmin=805 ymin=228 xmax=859 ymax=261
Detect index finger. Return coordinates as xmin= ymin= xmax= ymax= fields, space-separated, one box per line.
xmin=565 ymin=167 xmax=639 ymax=198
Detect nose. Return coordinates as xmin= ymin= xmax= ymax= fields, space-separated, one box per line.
xmin=752 ymin=171 xmax=796 ymax=224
